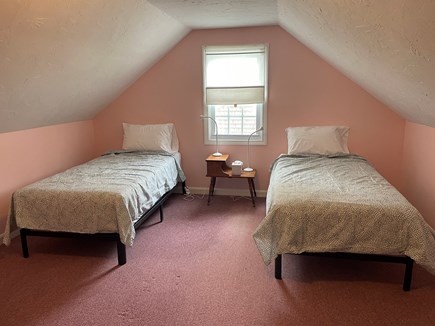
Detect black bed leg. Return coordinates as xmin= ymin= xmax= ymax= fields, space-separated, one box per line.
xmin=403 ymin=259 xmax=414 ymax=291
xmin=182 ymin=181 xmax=187 ymax=195
xmin=20 ymin=229 xmax=29 ymax=258
xmin=275 ymin=254 xmax=282 ymax=279
xmin=117 ymin=240 xmax=126 ymax=265
xmin=159 ymin=205 xmax=164 ymax=223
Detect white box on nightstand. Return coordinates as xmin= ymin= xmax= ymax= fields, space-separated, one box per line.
xmin=231 ymin=160 xmax=243 ymax=175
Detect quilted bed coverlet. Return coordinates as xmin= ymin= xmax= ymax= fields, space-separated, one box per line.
xmin=253 ymin=154 xmax=435 ymax=276
xmin=3 ymin=151 xmax=185 ymax=247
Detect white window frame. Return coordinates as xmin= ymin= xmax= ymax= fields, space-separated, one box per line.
xmin=202 ymin=44 xmax=268 ymax=145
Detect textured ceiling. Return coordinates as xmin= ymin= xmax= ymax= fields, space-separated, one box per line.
xmin=148 ymin=0 xmax=279 ymax=29
xmin=278 ymin=0 xmax=435 ymax=126
xmin=1 ymin=0 xmax=434 ymax=133
xmin=0 ymin=0 xmax=189 ymax=133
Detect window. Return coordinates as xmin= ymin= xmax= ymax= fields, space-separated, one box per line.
xmin=202 ymin=44 xmax=268 ymax=145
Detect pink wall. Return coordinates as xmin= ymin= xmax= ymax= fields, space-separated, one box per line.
xmin=402 ymin=122 xmax=435 ymax=228
xmin=0 ymin=121 xmax=95 ymax=232
xmin=94 ymin=26 xmax=406 ymax=193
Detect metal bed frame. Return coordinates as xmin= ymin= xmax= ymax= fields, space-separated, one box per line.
xmin=19 ymin=181 xmax=186 ymax=265
xmin=275 ymin=252 xmax=414 ymax=291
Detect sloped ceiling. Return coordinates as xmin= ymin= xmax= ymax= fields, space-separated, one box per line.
xmin=0 ymin=0 xmax=189 ymax=133
xmin=278 ymin=0 xmax=435 ymax=126
xmin=1 ymin=0 xmax=434 ymax=133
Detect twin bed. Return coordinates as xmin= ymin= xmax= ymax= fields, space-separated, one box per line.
xmin=3 ymin=123 xmax=186 ymax=265
xmin=253 ymin=126 xmax=435 ymax=290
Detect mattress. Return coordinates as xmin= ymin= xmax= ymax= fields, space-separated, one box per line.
xmin=3 ymin=151 xmax=186 ymax=246
xmin=253 ymin=154 xmax=435 ymax=276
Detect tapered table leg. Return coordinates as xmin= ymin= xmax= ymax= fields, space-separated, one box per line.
xmin=247 ymin=179 xmax=256 ymax=207
xmin=207 ymin=177 xmax=216 ymax=205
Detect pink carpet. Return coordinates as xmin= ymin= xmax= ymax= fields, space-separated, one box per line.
xmin=0 ymin=194 xmax=434 ymax=325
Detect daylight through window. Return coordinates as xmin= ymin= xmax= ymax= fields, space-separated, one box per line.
xmin=202 ymin=44 xmax=268 ymax=145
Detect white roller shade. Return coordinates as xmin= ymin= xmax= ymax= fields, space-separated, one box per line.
xmin=206 ymin=86 xmax=264 ymax=105
xmin=204 ymin=44 xmax=267 ymax=106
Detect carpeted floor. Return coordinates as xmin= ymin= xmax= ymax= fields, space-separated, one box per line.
xmin=0 ymin=194 xmax=434 ymax=326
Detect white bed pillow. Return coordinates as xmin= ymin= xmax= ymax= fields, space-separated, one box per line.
xmin=285 ymin=126 xmax=350 ymax=155
xmin=122 ymin=123 xmax=179 ymax=153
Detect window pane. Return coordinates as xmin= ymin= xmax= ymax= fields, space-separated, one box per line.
xmin=243 ymin=117 xmax=257 ymax=134
xmin=215 ymin=116 xmax=228 ymax=135
xmin=243 ymin=106 xmax=257 ymax=116
xmin=215 ymin=106 xmax=228 ymax=116
xmin=210 ymin=104 xmax=260 ymax=137
xmin=228 ymin=117 xmax=242 ymax=135
xmin=229 ymin=106 xmax=242 ymax=116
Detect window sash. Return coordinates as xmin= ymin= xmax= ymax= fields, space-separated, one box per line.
xmin=205 ymin=104 xmax=264 ymax=144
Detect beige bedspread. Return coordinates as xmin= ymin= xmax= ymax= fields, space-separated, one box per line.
xmin=253 ymin=154 xmax=435 ymax=276
xmin=3 ymin=151 xmax=185 ymax=247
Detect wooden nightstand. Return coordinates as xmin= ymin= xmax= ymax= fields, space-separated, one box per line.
xmin=205 ymin=154 xmax=257 ymax=207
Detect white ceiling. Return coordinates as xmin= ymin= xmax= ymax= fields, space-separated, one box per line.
xmin=278 ymin=0 xmax=435 ymax=126
xmin=148 ymin=0 xmax=279 ymax=29
xmin=1 ymin=0 xmax=434 ymax=133
xmin=0 ymin=0 xmax=189 ymax=133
